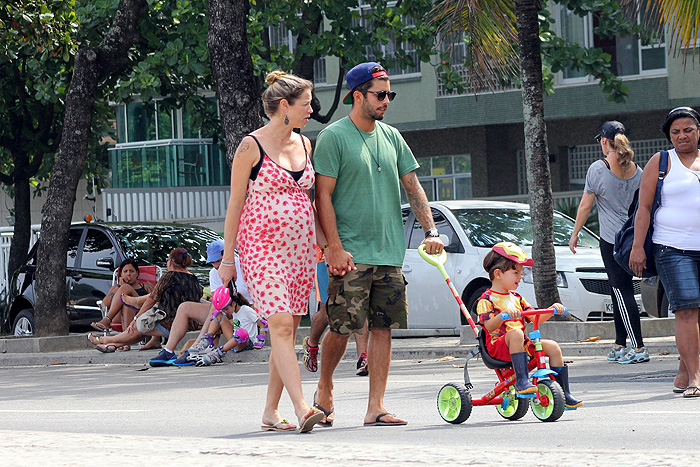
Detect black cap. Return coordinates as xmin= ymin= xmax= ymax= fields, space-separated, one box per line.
xmin=595 ymin=121 xmax=625 ymax=142
xmin=661 ymin=106 xmax=700 ymax=142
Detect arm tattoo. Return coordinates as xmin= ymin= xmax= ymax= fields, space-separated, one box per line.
xmin=234 ymin=140 xmax=250 ymax=159
xmin=403 ymin=172 xmax=435 ymax=230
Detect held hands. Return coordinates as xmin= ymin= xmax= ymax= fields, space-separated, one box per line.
xmin=628 ymin=245 xmax=646 ymax=277
xmin=325 ymin=244 xmax=356 ymax=277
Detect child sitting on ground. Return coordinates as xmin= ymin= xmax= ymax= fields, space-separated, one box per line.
xmin=190 ymin=285 xmax=268 ymax=366
xmin=478 ymin=241 xmax=583 ymax=409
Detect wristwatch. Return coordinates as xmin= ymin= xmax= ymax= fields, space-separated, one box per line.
xmin=425 ymin=228 xmax=439 ymax=238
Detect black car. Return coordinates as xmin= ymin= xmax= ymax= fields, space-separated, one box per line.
xmin=3 ymin=222 xmax=222 ymax=335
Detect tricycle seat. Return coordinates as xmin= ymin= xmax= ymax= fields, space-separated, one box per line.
xmin=477 ymin=329 xmax=513 ymax=370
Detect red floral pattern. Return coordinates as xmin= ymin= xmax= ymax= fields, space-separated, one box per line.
xmin=237 ymin=155 xmax=315 ymax=319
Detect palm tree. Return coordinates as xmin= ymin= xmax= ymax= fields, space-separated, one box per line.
xmin=430 ymin=0 xmax=562 ymax=312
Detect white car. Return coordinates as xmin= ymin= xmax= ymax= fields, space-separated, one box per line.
xmin=402 ymin=200 xmax=642 ymax=331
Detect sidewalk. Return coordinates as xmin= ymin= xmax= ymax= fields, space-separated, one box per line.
xmin=0 ymin=326 xmax=678 ymax=367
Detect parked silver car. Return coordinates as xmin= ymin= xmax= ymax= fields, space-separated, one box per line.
xmin=402 ymin=200 xmax=643 ymax=331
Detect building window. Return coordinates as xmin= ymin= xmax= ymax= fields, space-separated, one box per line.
xmin=556 ymin=6 xmax=666 ymax=84
xmin=268 ymin=24 xmax=327 ymax=85
xmin=353 ymin=1 xmax=420 ymax=76
xmin=403 ymin=155 xmax=472 ymax=202
xmin=436 ymin=31 xmax=519 ymax=97
xmin=117 ymin=102 xmax=174 ymax=143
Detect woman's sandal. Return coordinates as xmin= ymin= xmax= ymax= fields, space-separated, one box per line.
xmin=90 ymin=316 xmax=112 ymax=332
xmin=298 ymin=407 xmax=324 ymax=433
xmin=261 ymin=419 xmax=296 ymax=432
xmin=120 ymin=294 xmax=140 ymax=312
xmin=96 ymin=344 xmax=117 ymax=353
xmin=683 ymin=386 xmax=700 ymax=398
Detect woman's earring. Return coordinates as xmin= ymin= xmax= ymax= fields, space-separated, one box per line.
xmin=284 ymin=115 xmax=289 ymax=125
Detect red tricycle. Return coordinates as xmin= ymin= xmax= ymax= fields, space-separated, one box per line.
xmin=418 ymin=245 xmax=568 ymax=424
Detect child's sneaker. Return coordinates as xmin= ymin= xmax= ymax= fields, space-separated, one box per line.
xmin=356 ymin=352 xmax=368 ymax=376
xmin=302 ymin=336 xmax=319 ymax=372
xmin=149 ymin=348 xmax=176 ymax=367
xmin=606 ymin=345 xmax=627 ymax=362
xmin=195 ymin=346 xmax=226 ymax=367
xmin=618 ymin=347 xmax=650 ymax=364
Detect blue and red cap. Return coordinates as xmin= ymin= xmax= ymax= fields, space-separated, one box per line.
xmin=343 ymin=62 xmax=389 ymax=104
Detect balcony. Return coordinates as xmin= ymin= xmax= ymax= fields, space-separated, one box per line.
xmin=108 ymin=139 xmax=230 ymax=189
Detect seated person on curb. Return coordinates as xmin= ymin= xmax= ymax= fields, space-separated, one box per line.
xmin=188 ymin=285 xmax=268 ymax=367
xmin=478 ymin=242 xmax=583 ymax=409
xmin=303 ymin=247 xmax=369 ymax=376
xmin=90 ymin=259 xmax=155 ymax=338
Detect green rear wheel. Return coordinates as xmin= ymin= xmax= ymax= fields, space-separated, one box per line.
xmin=437 ymin=382 xmax=472 ymax=424
xmin=530 ymin=379 xmax=565 ymax=422
xmin=496 ymin=390 xmax=529 ymax=420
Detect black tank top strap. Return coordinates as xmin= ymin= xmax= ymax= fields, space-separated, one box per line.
xmin=246 ymin=134 xmax=265 ymax=181
xmin=299 ymin=132 xmax=309 ymax=158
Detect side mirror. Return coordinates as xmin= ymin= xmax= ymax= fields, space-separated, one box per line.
xmin=96 ymin=257 xmax=114 ymax=270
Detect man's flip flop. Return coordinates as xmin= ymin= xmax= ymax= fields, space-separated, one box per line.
xmin=683 ymin=386 xmax=700 ymax=398
xmin=261 ymin=419 xmax=296 ymax=432
xmin=363 ymin=412 xmax=407 ymax=427
xmin=313 ymin=391 xmax=334 ymax=427
xmin=96 ymin=344 xmax=117 ymax=353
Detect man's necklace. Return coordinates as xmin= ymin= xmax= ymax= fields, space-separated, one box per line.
xmin=350 ymin=117 xmax=382 ymax=172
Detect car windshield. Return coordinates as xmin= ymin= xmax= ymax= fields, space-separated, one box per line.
xmin=452 ymin=208 xmax=598 ymax=248
xmin=110 ymin=225 xmax=222 ymax=266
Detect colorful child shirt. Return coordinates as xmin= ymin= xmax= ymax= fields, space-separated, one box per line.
xmin=477 ymin=289 xmax=534 ymax=346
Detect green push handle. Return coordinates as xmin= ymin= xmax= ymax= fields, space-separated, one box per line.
xmin=418 ymin=244 xmax=447 ymax=267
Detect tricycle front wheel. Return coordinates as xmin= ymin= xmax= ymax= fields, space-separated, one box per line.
xmin=530 ymin=379 xmax=565 ymax=422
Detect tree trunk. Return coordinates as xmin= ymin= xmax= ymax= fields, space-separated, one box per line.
xmin=7 ymin=173 xmax=32 ymax=281
xmin=515 ymin=0 xmax=571 ymax=320
xmin=208 ymin=0 xmax=263 ymax=167
xmin=34 ymin=0 xmax=148 ymax=336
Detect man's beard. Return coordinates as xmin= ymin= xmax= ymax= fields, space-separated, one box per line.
xmin=363 ymin=101 xmax=385 ymax=121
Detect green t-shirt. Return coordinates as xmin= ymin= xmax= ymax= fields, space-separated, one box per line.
xmin=314 ymin=117 xmax=419 ymax=267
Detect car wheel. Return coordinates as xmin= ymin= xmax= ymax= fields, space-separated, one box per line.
xmin=13 ymin=309 xmax=35 ymax=336
xmin=463 ymin=285 xmax=488 ymax=324
xmin=659 ymin=292 xmax=669 ymax=318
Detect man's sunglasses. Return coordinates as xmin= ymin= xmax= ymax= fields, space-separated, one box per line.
xmin=365 ymin=90 xmax=396 ymax=102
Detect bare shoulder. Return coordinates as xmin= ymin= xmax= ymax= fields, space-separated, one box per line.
xmin=234 ymin=135 xmax=260 ymax=165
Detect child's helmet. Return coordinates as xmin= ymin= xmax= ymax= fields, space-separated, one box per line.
xmin=492 ymin=242 xmax=534 ymax=266
xmin=212 ymin=286 xmax=233 ymax=311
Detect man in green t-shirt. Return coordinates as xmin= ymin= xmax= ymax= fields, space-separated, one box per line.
xmin=313 ymin=62 xmax=443 ymax=427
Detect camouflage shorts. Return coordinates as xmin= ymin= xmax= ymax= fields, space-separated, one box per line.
xmin=327 ymin=264 xmax=408 ymax=336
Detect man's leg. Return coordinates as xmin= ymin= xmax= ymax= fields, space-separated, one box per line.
xmin=315 ymin=330 xmax=349 ymax=416
xmin=364 ymin=328 xmax=405 ymax=424
xmin=363 ymin=266 xmax=407 ymax=425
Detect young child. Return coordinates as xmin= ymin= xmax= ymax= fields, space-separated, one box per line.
xmin=191 ymin=285 xmax=268 ymax=366
xmin=478 ymin=241 xmax=583 ymax=409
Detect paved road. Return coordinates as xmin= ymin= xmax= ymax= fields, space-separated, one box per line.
xmin=0 ymin=354 xmax=697 ymax=465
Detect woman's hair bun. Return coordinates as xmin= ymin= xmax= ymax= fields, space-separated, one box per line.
xmin=265 ymin=70 xmax=287 ymax=86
